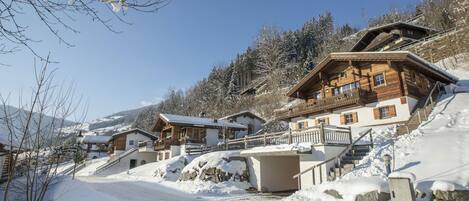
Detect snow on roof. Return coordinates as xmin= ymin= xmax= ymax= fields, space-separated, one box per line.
xmin=219 ymin=111 xmax=266 ymax=122
xmin=160 ymin=113 xmax=247 ymax=129
xmin=111 ymin=128 xmax=158 ymax=140
xmin=80 ymin=135 xmax=111 ymax=144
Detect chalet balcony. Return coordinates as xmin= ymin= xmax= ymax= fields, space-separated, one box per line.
xmin=275 ymin=89 xmax=368 ymax=120
xmin=155 ymin=139 xmax=180 ymax=151
xmin=138 ymin=141 xmax=155 ymax=152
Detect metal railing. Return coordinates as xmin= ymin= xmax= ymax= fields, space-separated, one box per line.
xmin=223 ymin=124 xmax=352 ymax=150
xmin=292 ymin=128 xmax=373 ymax=188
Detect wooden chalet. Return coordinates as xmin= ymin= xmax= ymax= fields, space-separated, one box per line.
xmin=351 ymin=22 xmax=437 ymax=52
xmin=108 ymin=128 xmax=158 ymax=155
xmin=152 ymin=113 xmax=246 ymax=160
xmin=275 ymin=51 xmax=457 ymax=128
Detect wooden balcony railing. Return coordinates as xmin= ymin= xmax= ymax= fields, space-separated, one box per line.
xmin=275 ymin=89 xmax=367 ymax=120
xmin=155 ymin=139 xmax=180 ymax=151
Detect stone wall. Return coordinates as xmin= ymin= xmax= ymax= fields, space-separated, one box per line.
xmin=407 ymin=28 xmax=469 ymax=63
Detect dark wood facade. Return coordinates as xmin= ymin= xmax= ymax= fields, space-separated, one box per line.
xmin=276 ymin=52 xmax=457 ymax=120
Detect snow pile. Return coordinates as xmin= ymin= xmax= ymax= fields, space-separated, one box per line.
xmin=108 ymin=155 xmax=195 ymax=182
xmin=286 ymin=176 xmax=389 ymax=201
xmin=181 ymin=151 xmax=247 ymax=181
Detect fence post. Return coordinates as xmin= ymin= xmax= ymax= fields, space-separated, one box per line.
xmin=288 ymin=128 xmax=293 ymax=144
xmin=348 ymin=126 xmax=352 ymax=144
xmin=319 ymin=123 xmax=325 ymax=144
xmin=263 ymin=133 xmax=267 ymax=146
xmin=244 ymin=136 xmax=248 ymax=149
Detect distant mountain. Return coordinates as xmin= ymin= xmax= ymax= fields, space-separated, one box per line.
xmin=62 ymin=105 xmax=154 ymax=136
xmin=0 ymin=105 xmax=76 ymax=146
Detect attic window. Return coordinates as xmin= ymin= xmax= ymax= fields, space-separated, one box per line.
xmin=374 ymin=73 xmax=385 ymax=86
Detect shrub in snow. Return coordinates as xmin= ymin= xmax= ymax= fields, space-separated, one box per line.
xmin=179 ymin=151 xmax=249 ymax=183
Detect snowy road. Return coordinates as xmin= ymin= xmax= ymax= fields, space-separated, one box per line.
xmin=78 ymin=176 xmax=205 ymax=201
xmin=46 ymin=176 xmax=206 ymax=201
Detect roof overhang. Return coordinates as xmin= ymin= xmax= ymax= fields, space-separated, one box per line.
xmin=351 ymin=22 xmax=438 ymax=52
xmin=286 ymin=51 xmax=458 ymax=98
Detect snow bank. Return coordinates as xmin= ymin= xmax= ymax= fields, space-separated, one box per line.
xmin=108 ymin=155 xmax=195 ymax=182
xmin=241 ymin=142 xmax=312 ymax=155
xmin=286 ymin=176 xmax=389 ymax=201
xmin=180 ymin=151 xmax=247 ymax=180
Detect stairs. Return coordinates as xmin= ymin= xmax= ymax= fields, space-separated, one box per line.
xmin=327 ymin=144 xmax=372 ymax=181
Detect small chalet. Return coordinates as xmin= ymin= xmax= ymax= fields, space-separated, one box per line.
xmin=275 ymin=51 xmax=457 ymax=128
xmin=351 ymin=22 xmax=437 ymax=52
xmin=220 ymin=111 xmax=266 ymax=138
xmin=108 ymin=128 xmax=158 ymax=156
xmin=78 ymin=134 xmax=112 ymax=159
xmin=152 ymin=113 xmax=247 ymax=160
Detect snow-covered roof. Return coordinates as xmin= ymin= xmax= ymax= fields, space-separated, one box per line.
xmin=220 ymin=111 xmax=266 ymax=123
xmin=111 ymin=128 xmax=158 ymax=140
xmin=160 ymin=113 xmax=247 ymax=129
xmin=80 ymin=135 xmax=111 ymax=144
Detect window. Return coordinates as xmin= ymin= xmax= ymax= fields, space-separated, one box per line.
xmin=374 ymin=73 xmax=385 ymax=86
xmin=297 ymin=121 xmax=308 ymax=130
xmin=339 ymin=72 xmax=347 ymax=78
xmin=344 ymin=113 xmax=354 ymax=124
xmin=333 ymin=82 xmax=360 ymax=96
xmin=129 ymin=140 xmax=134 ymax=146
xmin=379 ymin=107 xmax=390 ymax=119
xmin=317 ymin=117 xmax=329 ymax=125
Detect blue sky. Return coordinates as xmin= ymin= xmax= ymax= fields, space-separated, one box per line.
xmin=0 ymin=0 xmax=418 ymax=121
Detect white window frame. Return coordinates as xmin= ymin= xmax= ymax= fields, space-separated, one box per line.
xmin=344 ymin=113 xmax=354 ymax=125
xmin=374 ymin=73 xmax=386 ymax=87
xmin=379 ymin=107 xmax=390 ymax=119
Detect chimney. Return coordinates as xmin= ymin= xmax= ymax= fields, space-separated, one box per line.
xmin=199 ymin=112 xmax=206 ymax=117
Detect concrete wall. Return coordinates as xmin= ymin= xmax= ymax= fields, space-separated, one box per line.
xmin=125 ymin=132 xmax=153 ymax=151
xmin=247 ymin=156 xmax=299 ymax=192
xmin=97 ymin=151 xmax=157 ymax=176
xmin=299 ymin=145 xmax=347 ymax=189
xmin=290 ymin=96 xmax=417 ymax=128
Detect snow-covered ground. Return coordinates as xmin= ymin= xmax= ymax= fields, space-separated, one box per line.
xmin=286 ymin=57 xmax=469 ymax=201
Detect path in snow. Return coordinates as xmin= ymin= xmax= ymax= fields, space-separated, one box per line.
xmin=78 ymin=176 xmax=204 ymax=201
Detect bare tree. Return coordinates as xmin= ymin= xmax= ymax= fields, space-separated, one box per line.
xmin=0 ymin=0 xmax=168 ymax=60
xmin=0 ymin=55 xmax=85 ymax=201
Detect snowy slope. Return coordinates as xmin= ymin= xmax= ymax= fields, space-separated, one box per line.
xmin=286 ymin=56 xmax=469 ymax=200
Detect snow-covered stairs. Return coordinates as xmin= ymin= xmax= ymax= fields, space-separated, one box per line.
xmin=327 ymin=144 xmax=372 ymax=181
xmin=1 ymin=153 xmax=12 ymax=182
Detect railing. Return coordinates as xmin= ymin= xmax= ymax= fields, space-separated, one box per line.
xmin=396 ymin=81 xmax=443 ymax=135
xmin=94 ymin=148 xmax=138 ymax=175
xmin=223 ymin=124 xmax=352 ymax=150
xmin=155 ymin=139 xmax=180 ymax=151
xmin=138 ymin=141 xmax=155 ymax=152
xmin=292 ymin=128 xmax=373 ymax=188
xmin=275 ymin=89 xmax=367 ymax=120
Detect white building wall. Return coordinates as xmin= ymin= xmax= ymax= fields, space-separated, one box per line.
xmin=233 ymin=116 xmax=264 ymax=138
xmin=246 ymin=155 xmax=299 ymax=192
xmin=205 ymin=129 xmax=219 ymax=146
xmin=299 ymin=145 xmax=346 ymax=189
xmin=290 ymin=96 xmax=418 ymax=129
xmin=125 ymin=132 xmax=154 ymax=151
xmin=97 ymin=151 xmax=157 ymax=176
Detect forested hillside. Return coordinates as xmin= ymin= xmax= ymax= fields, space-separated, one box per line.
xmin=134 ymin=0 xmax=467 ymax=132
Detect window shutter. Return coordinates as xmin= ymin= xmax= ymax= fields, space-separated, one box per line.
xmin=373 ymin=108 xmax=380 ymax=120
xmin=325 ymin=118 xmax=330 ymax=125
xmin=304 ymin=121 xmax=309 ymax=128
xmin=315 ymin=119 xmax=319 ymax=126
xmin=352 ymin=112 xmax=358 ymax=123
xmin=389 ymin=105 xmax=397 ymax=117
xmin=340 ymin=115 xmax=346 ymax=125
xmin=291 ymin=123 xmax=296 ymax=130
